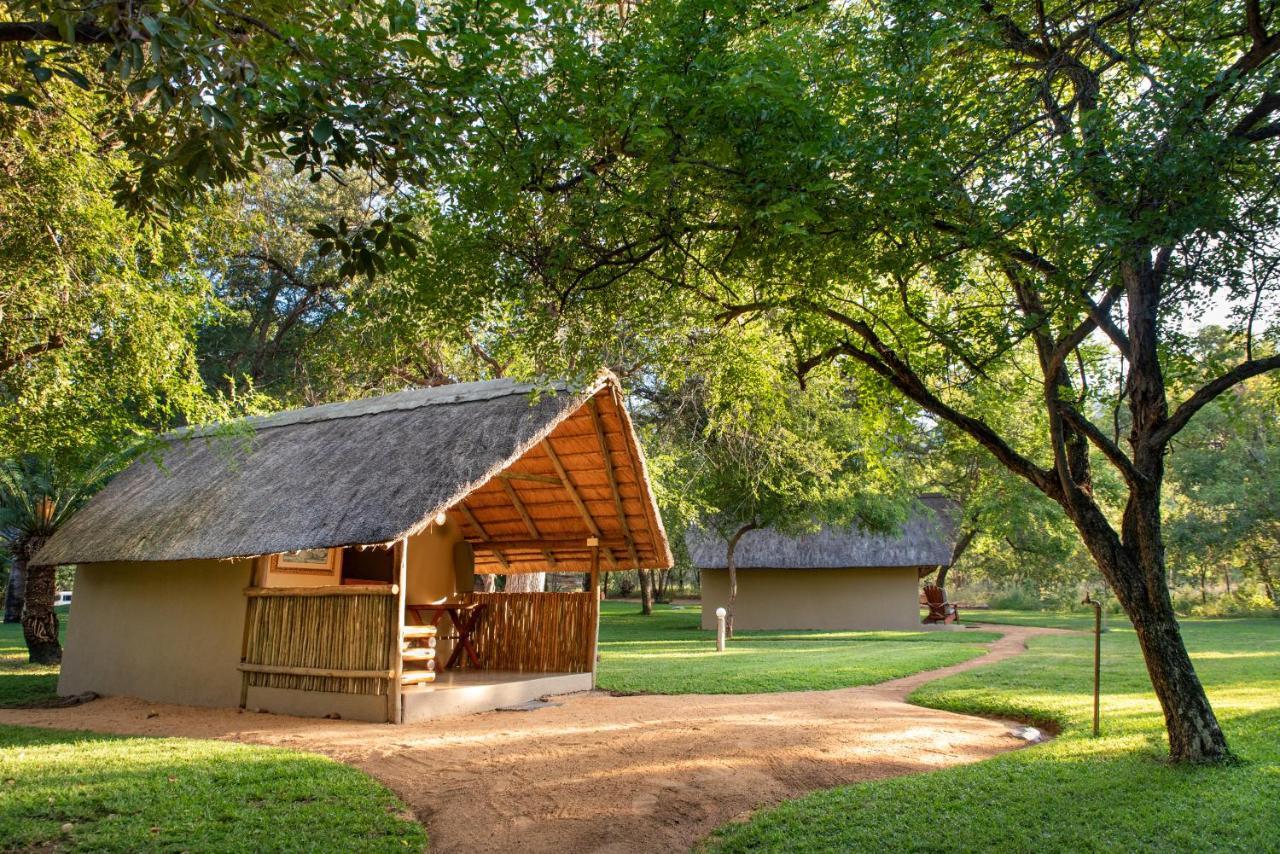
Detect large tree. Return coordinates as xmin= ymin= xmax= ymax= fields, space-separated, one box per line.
xmin=412 ymin=0 xmax=1280 ymax=762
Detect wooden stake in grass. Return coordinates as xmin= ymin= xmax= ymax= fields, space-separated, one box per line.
xmin=1083 ymin=592 xmax=1102 ymax=737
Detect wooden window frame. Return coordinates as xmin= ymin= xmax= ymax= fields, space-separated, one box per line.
xmin=272 ymin=548 xmax=342 ymax=577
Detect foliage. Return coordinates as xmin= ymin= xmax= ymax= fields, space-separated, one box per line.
xmin=596 ymin=601 xmax=997 ymax=694
xmin=0 ymin=455 xmax=128 ymax=549
xmin=0 ymin=725 xmax=426 ymax=852
xmin=194 ymin=164 xmax=493 ymax=404
xmin=1164 ymin=329 xmax=1280 ymax=606
xmin=0 ymin=79 xmax=233 ymax=465
xmin=707 ymin=618 xmax=1280 ymax=852
xmin=644 ymin=328 xmax=916 ymax=542
xmin=410 ymin=0 xmax=1280 ymax=759
xmin=0 ymin=0 xmax=540 ymax=273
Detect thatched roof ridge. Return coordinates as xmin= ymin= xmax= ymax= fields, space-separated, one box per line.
xmin=176 ymin=377 xmax=563 ymax=439
xmin=686 ymin=495 xmax=957 ymax=571
xmin=36 ymin=372 xmax=668 ymax=567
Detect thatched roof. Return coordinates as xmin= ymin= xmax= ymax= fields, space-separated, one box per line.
xmin=686 ymin=495 xmax=957 ymax=570
xmin=36 ymin=373 xmax=673 ymax=573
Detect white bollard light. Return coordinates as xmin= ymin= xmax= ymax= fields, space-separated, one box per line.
xmin=715 ymin=607 xmax=727 ymax=652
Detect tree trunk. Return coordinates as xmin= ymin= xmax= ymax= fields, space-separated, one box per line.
xmin=481 ymin=573 xmax=497 ymax=593
xmin=1223 ymin=569 xmax=1231 ymax=595
xmin=1071 ymin=498 xmax=1230 ymax=762
xmin=1129 ymin=600 xmax=1228 ymax=761
xmin=3 ymin=554 xmax=25 ymax=623
xmin=504 ymin=572 xmax=545 ymax=593
xmin=724 ymin=522 xmax=758 ymax=639
xmin=654 ymin=568 xmax=669 ymax=602
xmin=21 ymin=538 xmax=59 ymax=664
xmin=1257 ymin=561 xmax=1277 ymax=605
xmin=638 ymin=569 xmax=654 ymax=615
xmin=936 ymin=526 xmax=975 ymax=595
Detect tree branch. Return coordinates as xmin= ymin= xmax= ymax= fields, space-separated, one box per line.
xmin=1152 ymin=353 xmax=1280 ymax=446
xmin=1050 ymin=281 xmax=1130 ymax=371
xmin=0 ymin=333 xmax=65 ymax=373
xmin=800 ymin=302 xmax=1061 ymax=497
xmin=1057 ymin=400 xmax=1143 ymax=486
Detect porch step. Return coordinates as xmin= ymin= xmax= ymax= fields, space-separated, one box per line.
xmin=402 ymin=647 xmax=436 ymax=662
xmin=403 ymin=626 xmax=438 ymax=640
xmin=401 ymin=670 xmax=437 ymax=685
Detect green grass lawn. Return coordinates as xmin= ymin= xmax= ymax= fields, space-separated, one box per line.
xmin=957 ymin=607 xmax=1124 ymax=631
xmin=597 ymin=601 xmax=999 ymax=694
xmin=0 ymin=612 xmax=426 ymax=852
xmin=0 ymin=607 xmax=67 ymax=707
xmin=0 ymin=726 xmax=427 ymax=852
xmin=707 ymin=617 xmax=1280 ymax=852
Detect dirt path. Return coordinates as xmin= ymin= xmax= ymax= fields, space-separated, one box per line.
xmin=1 ymin=624 xmax=1065 ymax=853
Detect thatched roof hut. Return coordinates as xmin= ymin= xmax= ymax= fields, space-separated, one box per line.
xmin=686 ymin=495 xmax=956 ymax=571
xmin=42 ymin=373 xmax=672 ymax=723
xmin=689 ymin=496 xmax=957 ymax=632
xmin=37 ymin=372 xmax=672 ymax=573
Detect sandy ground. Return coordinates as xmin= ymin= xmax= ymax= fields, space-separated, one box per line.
xmin=1 ymin=624 xmax=1067 ymax=853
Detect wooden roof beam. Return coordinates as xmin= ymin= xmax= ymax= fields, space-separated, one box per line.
xmin=468 ymin=536 xmax=631 ymax=552
xmin=588 ymin=397 xmax=642 ymax=569
xmin=456 ymin=503 xmax=510 ymax=570
xmin=539 ymin=438 xmax=619 ymax=569
xmin=499 ymin=478 xmax=557 ymax=567
xmin=498 ymin=471 xmax=561 ymax=485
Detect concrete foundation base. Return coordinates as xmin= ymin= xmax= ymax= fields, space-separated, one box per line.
xmin=245 ymin=686 xmax=390 ymax=722
xmin=402 ymin=671 xmax=593 ymax=722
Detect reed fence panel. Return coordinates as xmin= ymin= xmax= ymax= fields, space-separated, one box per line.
xmin=241 ymin=586 xmax=397 ymax=695
xmin=457 ymin=591 xmax=594 ymax=673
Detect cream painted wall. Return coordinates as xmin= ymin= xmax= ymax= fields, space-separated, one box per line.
xmin=700 ymin=567 xmax=922 ymax=631
xmin=405 ymin=516 xmax=463 ymax=604
xmin=59 ymin=559 xmax=252 ymax=707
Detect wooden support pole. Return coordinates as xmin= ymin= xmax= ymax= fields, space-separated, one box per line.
xmin=238 ymin=600 xmax=253 ymax=710
xmin=588 ymin=541 xmax=601 ymax=684
xmin=244 ymin=584 xmax=397 ymax=597
xmin=237 ymin=663 xmax=396 ymax=679
xmin=390 ymin=538 xmax=407 ymax=724
xmin=467 ymin=536 xmax=630 ymax=552
xmin=498 ymin=471 xmax=561 ymax=485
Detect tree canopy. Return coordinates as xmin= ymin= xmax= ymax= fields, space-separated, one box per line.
xmin=3 ymin=0 xmax=1279 ymax=762
xmin=403 ymin=0 xmax=1280 ymax=761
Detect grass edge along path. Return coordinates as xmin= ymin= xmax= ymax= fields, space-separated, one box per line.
xmin=597 ymin=601 xmax=1001 ymax=694
xmin=705 ymin=617 xmax=1280 ymax=852
xmin=0 ymin=724 xmax=427 ymax=852
xmin=2 ymin=614 xmax=424 ymax=852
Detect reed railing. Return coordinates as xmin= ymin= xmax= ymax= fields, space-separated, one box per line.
xmin=457 ymin=591 xmax=595 ymax=673
xmin=240 ymin=586 xmax=398 ymax=699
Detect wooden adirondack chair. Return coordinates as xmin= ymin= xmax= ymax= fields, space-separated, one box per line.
xmin=922 ymin=583 xmax=959 ymax=624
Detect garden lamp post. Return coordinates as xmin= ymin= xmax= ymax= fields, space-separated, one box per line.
xmin=715 ymin=607 xmax=727 ymax=652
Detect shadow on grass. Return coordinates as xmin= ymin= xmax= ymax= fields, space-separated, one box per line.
xmin=706 ymin=618 xmax=1280 ymax=853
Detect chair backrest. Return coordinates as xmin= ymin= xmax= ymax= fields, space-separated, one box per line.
xmin=923 ymin=583 xmax=946 ymax=606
